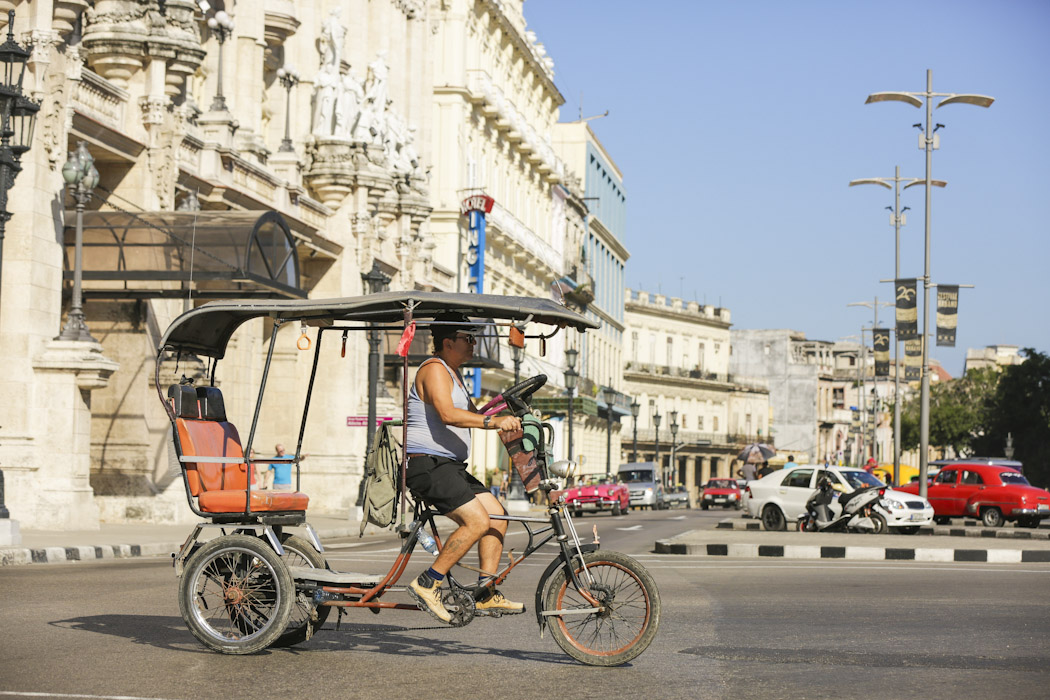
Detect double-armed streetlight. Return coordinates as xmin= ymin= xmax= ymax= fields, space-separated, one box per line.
xmin=669 ymin=410 xmax=679 ymax=488
xmin=276 ymin=64 xmax=300 ymax=152
xmin=849 ymin=169 xmax=944 ymax=486
xmin=866 ymin=70 xmax=994 ymax=497
xmin=207 ymin=11 xmax=235 ymax=112
xmin=630 ymin=399 xmax=640 ymax=461
xmin=847 ymin=300 xmax=892 ymax=471
xmin=57 ymin=142 xmax=100 ymax=342
xmin=0 ymin=10 xmax=40 ymax=325
xmin=603 ymin=383 xmax=616 ymax=477
xmin=564 ymin=347 xmax=578 ymax=463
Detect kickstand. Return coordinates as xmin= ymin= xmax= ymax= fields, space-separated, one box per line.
xmin=336 ymin=607 xmax=344 ymax=631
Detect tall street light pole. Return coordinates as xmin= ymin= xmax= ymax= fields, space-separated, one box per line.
xmin=630 ymin=399 xmax=640 ymax=462
xmin=603 ymin=383 xmax=616 ymax=477
xmin=847 ymin=299 xmax=892 ymax=472
xmin=652 ymin=410 xmax=662 ymax=485
xmin=276 ymin=64 xmax=300 ymax=152
xmin=867 ymin=70 xmax=993 ymax=497
xmin=669 ymin=410 xmax=679 ymax=488
xmin=0 ymin=11 xmax=40 ymax=328
xmin=58 ymin=142 xmax=100 ymax=342
xmin=564 ymin=347 xmax=578 ymax=464
xmin=849 ymin=170 xmax=945 ymax=485
xmin=207 ymin=11 xmax=234 ymax=112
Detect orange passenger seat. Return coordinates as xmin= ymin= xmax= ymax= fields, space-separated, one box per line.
xmin=169 ymin=385 xmax=309 ymax=514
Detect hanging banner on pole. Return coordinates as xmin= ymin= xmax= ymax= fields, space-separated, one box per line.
xmin=904 ymin=338 xmax=922 ymax=381
xmin=873 ymin=328 xmax=890 ymax=377
xmin=895 ymin=278 xmax=918 ymax=340
xmin=936 ymin=285 xmax=959 ymax=347
xmin=462 ymin=194 xmax=495 ymax=399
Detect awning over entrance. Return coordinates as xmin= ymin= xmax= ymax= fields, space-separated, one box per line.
xmin=64 ymin=210 xmax=340 ymax=299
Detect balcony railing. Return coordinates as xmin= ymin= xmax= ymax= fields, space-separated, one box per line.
xmin=624 ymin=361 xmax=728 ymax=383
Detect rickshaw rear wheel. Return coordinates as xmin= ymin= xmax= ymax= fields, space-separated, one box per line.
xmin=178 ymin=534 xmax=294 ymax=654
xmin=543 ymin=550 xmax=660 ymax=666
xmin=271 ymin=534 xmax=331 ymax=647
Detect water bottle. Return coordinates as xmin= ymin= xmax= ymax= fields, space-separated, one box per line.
xmin=412 ymin=521 xmax=438 ymax=555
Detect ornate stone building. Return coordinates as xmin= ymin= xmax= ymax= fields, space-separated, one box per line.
xmin=624 ymin=290 xmax=769 ymax=504
xmin=0 ymin=0 xmax=610 ymax=529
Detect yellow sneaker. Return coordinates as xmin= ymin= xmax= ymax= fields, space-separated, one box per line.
xmin=408 ymin=573 xmax=452 ymax=624
xmin=475 ymin=590 xmax=525 ymax=615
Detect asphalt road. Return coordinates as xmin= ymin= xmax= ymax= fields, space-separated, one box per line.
xmin=1 ymin=508 xmax=1048 ymax=700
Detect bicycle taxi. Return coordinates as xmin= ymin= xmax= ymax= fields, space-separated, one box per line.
xmin=157 ymin=291 xmax=660 ymax=666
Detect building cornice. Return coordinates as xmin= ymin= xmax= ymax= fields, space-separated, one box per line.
xmin=625 ymin=300 xmax=732 ymax=330
xmin=589 ymin=216 xmax=629 ymax=261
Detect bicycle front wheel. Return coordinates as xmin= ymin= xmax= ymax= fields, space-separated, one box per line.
xmin=543 ymin=550 xmax=660 ymax=666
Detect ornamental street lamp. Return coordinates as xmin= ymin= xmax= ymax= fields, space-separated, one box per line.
xmin=603 ymin=383 xmax=617 ymax=476
xmin=565 ymin=347 xmax=578 ymax=463
xmin=57 ymin=141 xmax=100 ymax=342
xmin=867 ymin=70 xmax=994 ymax=498
xmin=847 ymin=300 xmax=891 ymax=470
xmin=849 ymin=169 xmax=945 ymax=487
xmin=630 ymin=399 xmax=640 ymax=462
xmin=207 ymin=11 xmax=235 ymax=112
xmin=276 ymin=64 xmax=300 ymax=152
xmin=0 ymin=11 xmax=39 ymax=326
xmin=358 ymin=261 xmax=391 ymax=506
xmin=653 ymin=410 xmax=662 ymax=485
xmin=669 ymin=410 xmax=679 ymax=488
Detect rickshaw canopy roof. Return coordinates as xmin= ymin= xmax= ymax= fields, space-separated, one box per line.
xmin=159 ymin=291 xmax=600 ymax=358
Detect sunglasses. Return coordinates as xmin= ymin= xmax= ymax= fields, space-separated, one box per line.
xmin=456 ymin=333 xmax=477 ymax=344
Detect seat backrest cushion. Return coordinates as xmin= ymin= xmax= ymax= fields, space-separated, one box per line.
xmin=168 ymin=384 xmax=199 ymax=419
xmin=196 ymin=386 xmax=227 ymax=421
xmin=175 ymin=418 xmax=248 ymax=494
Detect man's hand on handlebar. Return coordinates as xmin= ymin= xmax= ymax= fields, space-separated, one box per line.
xmin=490 ymin=415 xmax=522 ymax=433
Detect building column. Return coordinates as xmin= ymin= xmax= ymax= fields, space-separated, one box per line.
xmin=700 ymin=456 xmax=711 ymax=486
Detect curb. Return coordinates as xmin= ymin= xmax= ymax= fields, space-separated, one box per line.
xmin=0 ymin=525 xmax=363 ymax=567
xmin=654 ymin=539 xmax=1050 ymax=563
xmin=715 ymin=519 xmax=1050 ymax=539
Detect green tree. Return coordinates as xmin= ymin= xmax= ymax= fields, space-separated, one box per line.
xmin=971 ymin=349 xmax=1050 ymax=488
xmin=899 ymin=366 xmax=999 ymax=454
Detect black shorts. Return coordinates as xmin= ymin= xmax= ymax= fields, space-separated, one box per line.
xmin=406 ymin=455 xmax=488 ymax=515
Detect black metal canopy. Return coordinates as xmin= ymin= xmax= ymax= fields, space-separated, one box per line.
xmin=64 ymin=209 xmax=340 ymax=300
xmin=159 ymin=291 xmax=601 ymax=358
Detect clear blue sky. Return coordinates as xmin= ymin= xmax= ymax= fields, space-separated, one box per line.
xmin=525 ymin=0 xmax=1050 ymax=376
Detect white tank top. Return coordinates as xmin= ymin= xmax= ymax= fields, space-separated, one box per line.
xmin=404 ymin=357 xmax=472 ymax=461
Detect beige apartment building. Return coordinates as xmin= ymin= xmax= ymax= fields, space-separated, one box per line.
xmin=0 ymin=0 xmax=597 ymax=530
xmin=624 ymin=290 xmax=769 ymax=504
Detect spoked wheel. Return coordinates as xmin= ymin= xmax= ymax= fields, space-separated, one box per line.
xmin=543 ymin=550 xmax=660 ymax=666
xmin=271 ymin=534 xmax=331 ymax=648
xmin=178 ymin=534 xmax=294 ymax=654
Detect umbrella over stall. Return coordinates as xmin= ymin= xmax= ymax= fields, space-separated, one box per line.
xmin=738 ymin=443 xmax=776 ymax=464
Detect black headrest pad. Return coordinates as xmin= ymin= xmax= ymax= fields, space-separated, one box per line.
xmin=196 ymin=386 xmax=227 ymax=421
xmin=168 ymin=385 xmax=199 ymax=419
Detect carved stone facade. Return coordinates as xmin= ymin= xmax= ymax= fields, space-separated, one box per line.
xmin=0 ymin=0 xmax=617 ymax=528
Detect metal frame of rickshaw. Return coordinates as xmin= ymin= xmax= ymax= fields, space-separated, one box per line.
xmin=158 ymin=293 xmax=608 ymax=625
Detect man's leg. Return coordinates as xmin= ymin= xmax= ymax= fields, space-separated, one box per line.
xmin=407 ymin=498 xmax=490 ymax=624
xmin=472 ymin=491 xmax=524 ymax=614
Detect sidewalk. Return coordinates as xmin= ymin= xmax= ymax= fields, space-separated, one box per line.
xmin=0 ymin=500 xmax=548 ymax=567
xmin=0 ymin=514 xmax=372 ymax=567
xmin=656 ymin=527 xmax=1050 ymax=563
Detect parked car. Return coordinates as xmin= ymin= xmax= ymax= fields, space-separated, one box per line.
xmin=699 ymin=479 xmax=742 ymax=510
xmin=744 ymin=465 xmax=933 ymax=533
xmin=560 ymin=474 xmax=630 ymax=517
xmin=664 ymin=485 xmax=691 ymax=509
xmin=619 ymin=462 xmax=666 ymax=510
xmin=895 ymin=463 xmax=1050 ymax=528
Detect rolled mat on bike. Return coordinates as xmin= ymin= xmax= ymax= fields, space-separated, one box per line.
xmin=499 ymin=413 xmax=543 ymax=492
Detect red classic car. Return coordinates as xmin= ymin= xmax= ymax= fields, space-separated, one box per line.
xmin=896 ymin=463 xmax=1050 ymax=528
xmin=559 ymin=475 xmax=630 ymax=517
xmin=699 ymin=479 xmax=742 ymax=510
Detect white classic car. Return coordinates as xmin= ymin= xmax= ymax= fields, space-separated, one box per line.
xmin=744 ymin=465 xmax=934 ymax=534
